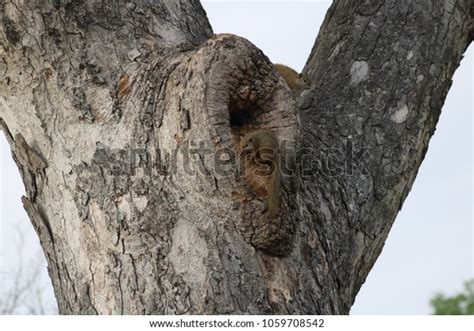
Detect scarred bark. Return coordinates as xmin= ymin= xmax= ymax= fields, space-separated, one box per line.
xmin=0 ymin=0 xmax=472 ymax=314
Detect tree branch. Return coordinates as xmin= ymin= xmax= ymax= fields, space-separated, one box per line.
xmin=299 ymin=0 xmax=472 ymax=311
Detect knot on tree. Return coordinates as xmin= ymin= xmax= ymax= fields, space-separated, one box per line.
xmin=162 ymin=34 xmax=299 ymax=256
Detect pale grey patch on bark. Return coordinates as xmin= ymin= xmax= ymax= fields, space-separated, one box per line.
xmin=350 ymin=60 xmax=369 ymax=84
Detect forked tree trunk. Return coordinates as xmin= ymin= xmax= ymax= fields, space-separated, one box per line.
xmin=0 ymin=0 xmax=472 ymax=314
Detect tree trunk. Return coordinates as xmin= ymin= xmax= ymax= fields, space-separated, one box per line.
xmin=0 ymin=0 xmax=471 ymax=314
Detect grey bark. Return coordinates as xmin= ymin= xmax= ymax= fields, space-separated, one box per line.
xmin=0 ymin=0 xmax=471 ymax=314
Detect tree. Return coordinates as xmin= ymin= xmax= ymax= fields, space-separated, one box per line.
xmin=0 ymin=0 xmax=472 ymax=314
xmin=0 ymin=225 xmax=57 ymax=315
xmin=431 ymin=279 xmax=474 ymax=315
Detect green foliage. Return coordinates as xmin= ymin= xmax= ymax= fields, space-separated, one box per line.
xmin=431 ymin=279 xmax=474 ymax=315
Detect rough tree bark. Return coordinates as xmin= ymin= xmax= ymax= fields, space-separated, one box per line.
xmin=0 ymin=0 xmax=472 ymax=314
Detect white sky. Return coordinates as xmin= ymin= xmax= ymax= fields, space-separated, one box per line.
xmin=0 ymin=0 xmax=472 ymax=315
